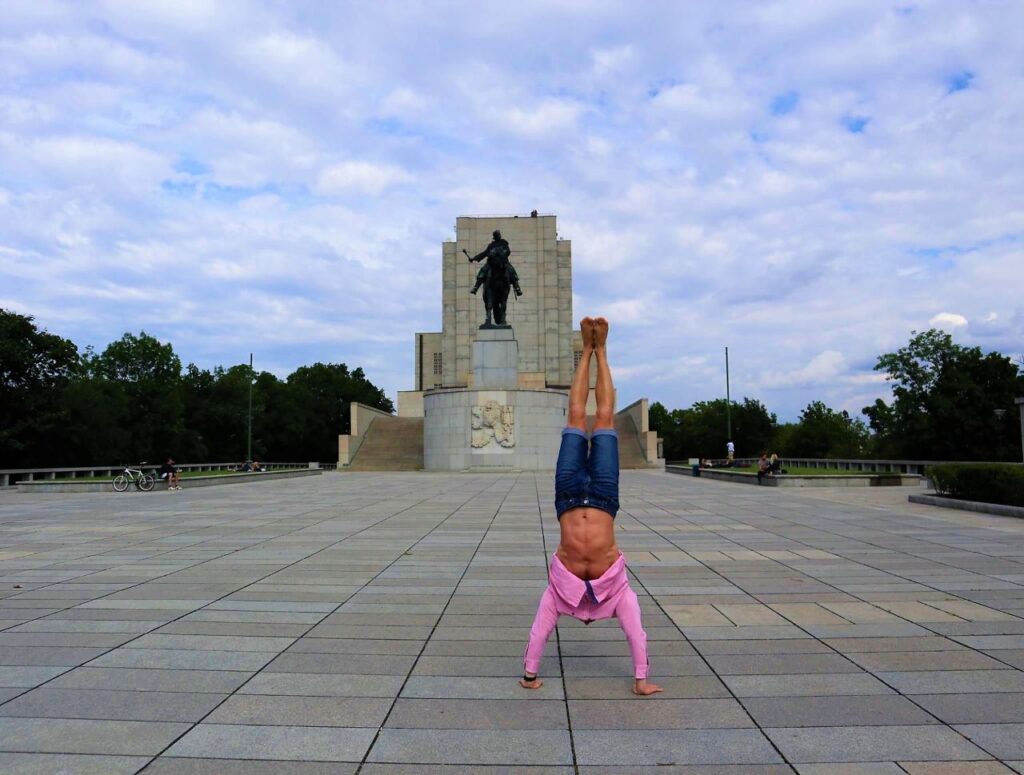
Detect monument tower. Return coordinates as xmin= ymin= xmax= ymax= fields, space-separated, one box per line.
xmin=338 ymin=213 xmax=663 ymax=472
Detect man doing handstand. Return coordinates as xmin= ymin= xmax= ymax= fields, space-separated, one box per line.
xmin=520 ymin=317 xmax=663 ymax=696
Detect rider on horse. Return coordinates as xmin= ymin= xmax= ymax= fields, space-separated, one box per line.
xmin=468 ymin=230 xmax=524 ymax=298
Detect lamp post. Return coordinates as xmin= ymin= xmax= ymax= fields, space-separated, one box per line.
xmin=247 ymin=353 xmax=253 ymax=462
xmin=725 ymin=346 xmax=732 ymax=443
xmin=1016 ymin=397 xmax=1024 ymax=463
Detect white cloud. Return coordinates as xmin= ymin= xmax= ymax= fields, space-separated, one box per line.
xmin=315 ymin=161 xmax=412 ymax=196
xmin=762 ymin=351 xmax=848 ymax=389
xmin=930 ymin=312 xmax=968 ymax=328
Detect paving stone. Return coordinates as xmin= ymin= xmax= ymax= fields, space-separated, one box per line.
xmin=899 ymin=763 xmax=1018 ymax=774
xmin=741 ymin=694 xmax=937 ymax=727
xmin=0 ymin=665 xmax=67 ymax=687
xmin=573 ymin=729 xmax=783 ymax=765
xmin=240 ymin=672 xmax=405 ymax=697
xmin=876 ymin=670 xmax=1024 ymax=694
xmin=570 ymin=698 xmax=752 ymax=729
xmin=566 ymin=675 xmax=730 ymax=699
xmin=143 ymin=760 xmax=356 ymax=774
xmin=287 ymin=637 xmax=423 ymax=655
xmin=266 ymin=652 xmax=417 ymax=674
xmin=0 ymin=717 xmax=188 ymax=755
xmin=955 ymin=724 xmax=1024 ymax=760
xmin=366 ymin=729 xmax=573 ymax=764
xmin=0 ymin=687 xmax=227 ymax=721
xmin=579 ymin=767 xmax=792 ymax=774
xmin=0 ymin=753 xmax=149 ymax=774
xmin=403 ymin=675 xmax=566 ymax=700
xmin=48 ymin=666 xmax=251 ymax=693
xmin=847 ymin=650 xmax=1009 ymax=672
xmin=165 ymin=723 xmax=377 ymax=761
xmin=387 ymin=698 xmax=568 ymax=729
xmin=204 ymin=694 xmax=393 ymax=727
xmin=724 ymin=673 xmax=894 ymax=697
xmin=765 ymin=724 xmax=988 ymax=762
xmin=361 ymin=766 xmax=571 ymax=774
xmin=705 ymin=653 xmax=860 ymax=675
xmin=910 ymin=693 xmax=1024 ymax=723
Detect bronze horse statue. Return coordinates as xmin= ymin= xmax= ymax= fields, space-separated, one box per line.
xmin=465 ymin=230 xmax=523 ymax=328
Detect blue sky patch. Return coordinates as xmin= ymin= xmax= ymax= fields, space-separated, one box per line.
xmin=842 ymin=115 xmax=870 ymax=133
xmin=947 ymin=70 xmax=974 ymax=93
xmin=770 ymin=91 xmax=799 ymax=115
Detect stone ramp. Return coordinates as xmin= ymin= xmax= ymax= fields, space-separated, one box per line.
xmin=348 ymin=417 xmax=424 ymax=470
xmin=614 ymin=412 xmax=650 ymax=469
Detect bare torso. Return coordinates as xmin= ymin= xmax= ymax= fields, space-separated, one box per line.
xmin=556 ymin=507 xmax=619 ymax=580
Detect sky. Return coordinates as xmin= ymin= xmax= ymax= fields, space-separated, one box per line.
xmin=2 ymin=0 xmax=1022 ymax=422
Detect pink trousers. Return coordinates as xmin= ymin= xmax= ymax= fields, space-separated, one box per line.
xmin=524 ymin=553 xmax=649 ymax=679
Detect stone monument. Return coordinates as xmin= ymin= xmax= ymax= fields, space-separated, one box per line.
xmin=338 ymin=214 xmax=665 ymax=472
xmin=421 ymin=224 xmax=568 ymax=471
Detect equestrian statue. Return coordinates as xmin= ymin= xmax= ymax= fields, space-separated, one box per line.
xmin=464 ymin=229 xmax=524 ymax=328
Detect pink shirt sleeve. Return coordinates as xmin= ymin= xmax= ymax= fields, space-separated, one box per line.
xmin=523 ymin=586 xmax=559 ymax=675
xmin=614 ymin=586 xmax=649 ymax=679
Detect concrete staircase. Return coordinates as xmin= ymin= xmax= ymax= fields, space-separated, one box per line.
xmin=348 ymin=417 xmax=424 ymax=471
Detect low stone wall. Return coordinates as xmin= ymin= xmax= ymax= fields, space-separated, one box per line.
xmin=909 ymin=493 xmax=1024 ymax=519
xmin=18 ymin=468 xmax=322 ymax=494
xmin=667 ymin=466 xmax=922 ymax=488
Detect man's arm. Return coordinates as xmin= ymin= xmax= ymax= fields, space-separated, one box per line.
xmin=522 ymin=586 xmax=559 ymax=687
xmin=614 ymin=586 xmax=649 ymax=679
xmin=615 ymin=586 xmax=663 ymax=695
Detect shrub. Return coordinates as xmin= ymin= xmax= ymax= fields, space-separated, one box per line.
xmin=928 ymin=463 xmax=1024 ymax=507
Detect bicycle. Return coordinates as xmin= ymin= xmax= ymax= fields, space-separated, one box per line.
xmin=112 ymin=464 xmax=156 ymax=493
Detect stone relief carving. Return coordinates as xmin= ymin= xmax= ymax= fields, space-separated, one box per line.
xmin=471 ymin=401 xmax=515 ymax=448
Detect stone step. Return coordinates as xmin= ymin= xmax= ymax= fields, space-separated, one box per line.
xmin=348 ymin=417 xmax=424 ymax=471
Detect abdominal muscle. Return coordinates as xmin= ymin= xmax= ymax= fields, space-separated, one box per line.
xmin=556 ymin=507 xmax=619 ymax=580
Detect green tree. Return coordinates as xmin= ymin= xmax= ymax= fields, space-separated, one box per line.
xmin=282 ymin=363 xmax=394 ymax=462
xmin=655 ymin=397 xmax=777 ymax=460
xmin=785 ymin=401 xmax=870 ymax=458
xmin=649 ymin=401 xmax=686 ymax=461
xmin=864 ymin=329 xmax=1023 ymax=460
xmin=0 ymin=309 xmax=80 ymax=466
xmin=86 ymin=332 xmax=184 ymax=463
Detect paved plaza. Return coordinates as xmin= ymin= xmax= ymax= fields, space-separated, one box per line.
xmin=1 ymin=473 xmax=1024 ymax=773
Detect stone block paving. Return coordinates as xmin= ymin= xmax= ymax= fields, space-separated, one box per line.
xmin=0 ymin=472 xmax=1022 ymax=772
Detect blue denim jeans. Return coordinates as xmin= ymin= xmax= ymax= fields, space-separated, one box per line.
xmin=554 ymin=427 xmax=620 ymax=519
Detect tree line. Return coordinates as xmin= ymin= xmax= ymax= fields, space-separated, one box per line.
xmin=651 ymin=329 xmax=1023 ymax=462
xmin=1 ymin=309 xmax=394 ymax=468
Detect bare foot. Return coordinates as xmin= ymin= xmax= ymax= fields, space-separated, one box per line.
xmin=594 ymin=317 xmax=609 ymax=349
xmin=580 ymin=317 xmax=596 ymax=348
xmin=519 ymin=677 xmax=544 ymax=690
xmin=632 ymin=678 xmax=663 ymax=696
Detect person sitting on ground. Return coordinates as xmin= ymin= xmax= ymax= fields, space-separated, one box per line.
xmin=521 ymin=316 xmax=663 ymax=697
xmin=252 ymin=460 xmax=265 ymax=472
xmin=160 ymin=458 xmax=181 ymax=490
xmin=757 ymin=452 xmax=771 ymax=484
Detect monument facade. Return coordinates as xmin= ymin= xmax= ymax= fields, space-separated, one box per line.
xmin=408 ymin=214 xmax=575 ymax=397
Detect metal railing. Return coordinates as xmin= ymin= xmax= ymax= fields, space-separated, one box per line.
xmin=669 ymin=457 xmax=1024 ymax=476
xmin=0 ymin=462 xmax=315 ymax=488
